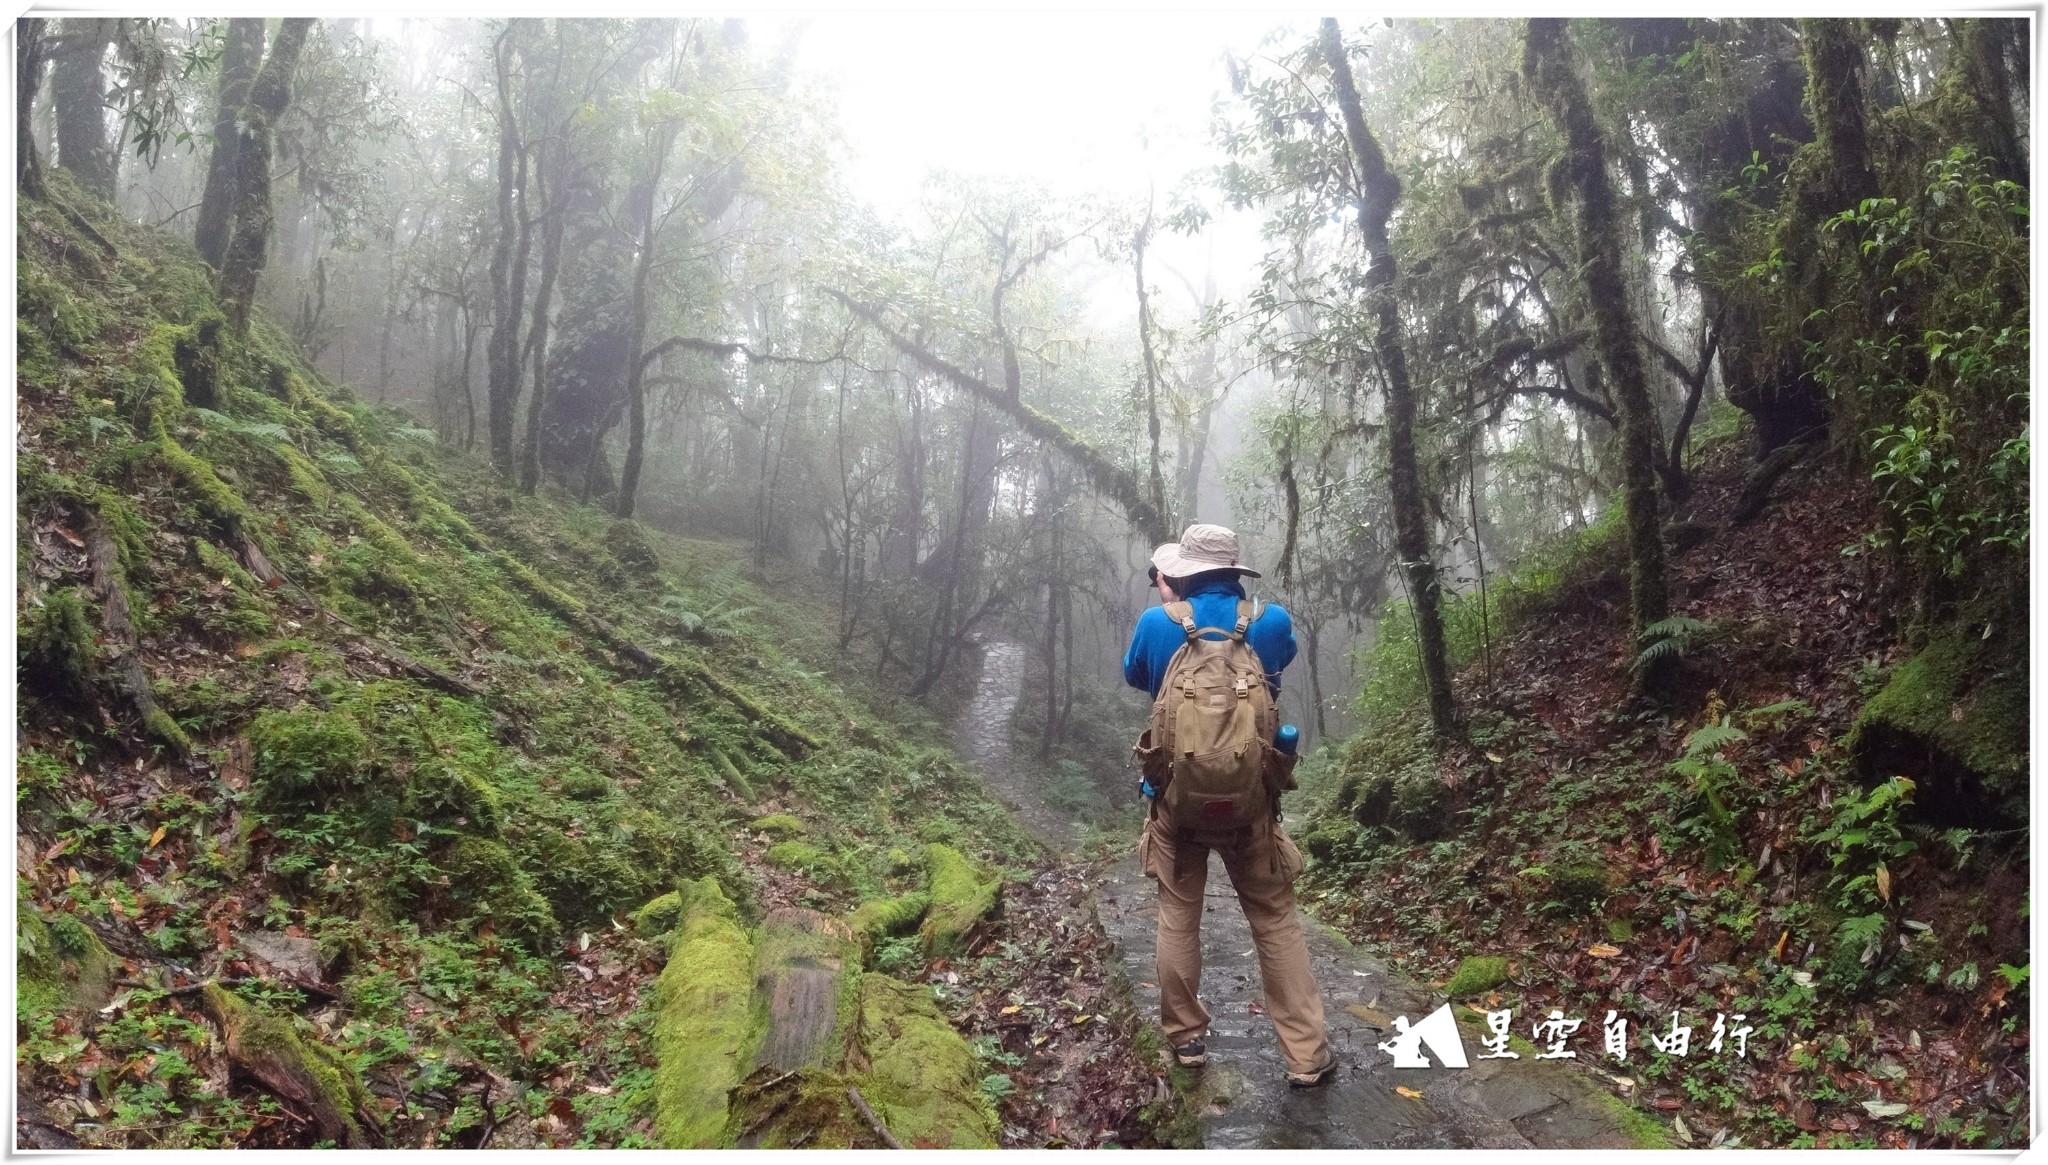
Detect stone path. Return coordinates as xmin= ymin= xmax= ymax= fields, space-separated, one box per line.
xmin=1097 ymin=854 xmax=1645 ymax=1149
xmin=955 ymin=638 xmax=1084 ymax=848
xmin=954 ymin=639 xmax=1652 ymax=1149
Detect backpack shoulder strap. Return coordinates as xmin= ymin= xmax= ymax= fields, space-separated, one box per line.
xmin=1163 ymin=601 xmax=1199 ymax=643
xmin=1230 ymin=599 xmax=1258 ymax=643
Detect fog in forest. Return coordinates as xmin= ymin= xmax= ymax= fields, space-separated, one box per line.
xmin=16 ymin=13 xmax=2032 ymax=1150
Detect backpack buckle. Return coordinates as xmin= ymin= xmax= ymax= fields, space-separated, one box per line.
xmin=1233 ymin=676 xmax=1249 ymax=699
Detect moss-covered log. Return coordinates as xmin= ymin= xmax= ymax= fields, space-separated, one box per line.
xmin=201 ymin=983 xmax=381 ymax=1148
xmin=751 ymin=909 xmax=861 ymax=1074
xmin=853 ymin=973 xmax=998 ymax=1148
xmin=849 ymin=891 xmax=930 ymax=960
xmin=653 ymin=878 xmax=758 ymax=1148
xmin=79 ymin=501 xmax=190 ymax=753
xmin=918 ymin=844 xmax=1000 ymax=958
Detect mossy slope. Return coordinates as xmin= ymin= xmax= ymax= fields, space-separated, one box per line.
xmin=14 ymin=177 xmax=1031 ymax=1148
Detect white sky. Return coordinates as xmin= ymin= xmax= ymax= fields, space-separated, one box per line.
xmin=774 ymin=11 xmax=1329 ymax=320
xmin=778 ymin=12 xmax=1304 ymax=213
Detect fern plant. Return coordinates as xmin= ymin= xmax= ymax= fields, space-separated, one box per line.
xmin=1806 ymin=776 xmax=1919 ymax=912
xmin=1631 ymin=615 xmax=1718 ymax=674
xmin=1666 ymin=718 xmax=1748 ymax=869
xmin=653 ymin=594 xmax=757 ymax=641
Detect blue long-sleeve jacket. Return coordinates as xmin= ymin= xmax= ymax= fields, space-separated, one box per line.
xmin=1123 ymin=577 xmax=1295 ymax=698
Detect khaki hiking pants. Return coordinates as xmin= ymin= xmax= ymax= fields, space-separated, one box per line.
xmin=1139 ymin=811 xmax=1331 ymax=1075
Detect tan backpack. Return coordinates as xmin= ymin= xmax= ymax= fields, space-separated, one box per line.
xmin=1137 ymin=599 xmax=1280 ymax=833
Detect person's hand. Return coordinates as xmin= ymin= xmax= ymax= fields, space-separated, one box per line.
xmin=1155 ymin=574 xmax=1176 ymax=603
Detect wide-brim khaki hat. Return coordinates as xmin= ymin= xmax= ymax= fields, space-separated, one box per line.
xmin=1150 ymin=523 xmax=1261 ymax=579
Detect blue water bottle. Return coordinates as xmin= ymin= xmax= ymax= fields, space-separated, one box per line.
xmin=1275 ymin=724 xmax=1300 ymax=755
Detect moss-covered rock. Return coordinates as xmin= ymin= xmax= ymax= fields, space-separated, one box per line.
xmin=1549 ymin=864 xmax=1612 ymax=913
xmin=750 ymin=813 xmax=806 ymax=839
xmin=854 ymin=974 xmax=998 ymax=1148
xmin=918 ymin=844 xmax=999 ymax=959
xmin=603 ymin=520 xmax=661 ymax=577
xmin=766 ymin=840 xmax=827 ymax=873
xmin=1443 ymin=955 xmax=1509 ymax=998
xmin=1847 ymin=631 xmax=2028 ymax=826
xmin=559 ymin=767 xmax=613 ymax=802
xmin=654 ymin=878 xmax=758 ymax=1149
xmin=17 ymin=900 xmax=115 ymax=1015
xmin=203 ymin=983 xmax=378 ymax=1147
xmin=631 ymin=891 xmax=684 ymax=938
xmin=1332 ymin=716 xmax=1456 ymax=842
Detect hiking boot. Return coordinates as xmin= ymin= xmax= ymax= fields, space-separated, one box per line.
xmin=1285 ymin=1052 xmax=1338 ymax=1087
xmin=1172 ymin=1039 xmax=1207 ymax=1067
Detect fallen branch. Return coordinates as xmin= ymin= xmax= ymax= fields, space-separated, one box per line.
xmin=847 ymin=1086 xmax=904 ymax=1150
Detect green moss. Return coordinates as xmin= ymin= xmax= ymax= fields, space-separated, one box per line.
xmin=603 ymin=520 xmax=661 ymax=577
xmin=767 ymin=840 xmax=827 ymax=872
xmin=17 ymin=900 xmax=115 ymax=1015
xmin=1333 ymin=715 xmax=1453 ymax=842
xmin=1550 ymin=864 xmax=1612 ymax=912
xmin=193 ymin=536 xmax=258 ymax=592
xmin=441 ymin=836 xmax=556 ymax=951
xmin=201 ymin=983 xmax=375 ymax=1148
xmin=854 ymin=974 xmax=997 ymax=1148
xmin=19 ymin=586 xmax=97 ymax=698
xmin=248 ymin=706 xmax=369 ymax=798
xmin=410 ymin=755 xmax=504 ymax=836
xmin=1442 ymin=955 xmax=1509 ymax=998
xmin=632 ymin=891 xmax=684 ymax=937
xmin=918 ymin=844 xmax=999 ymax=959
xmin=750 ymin=813 xmax=806 ymax=839
xmin=706 ymin=744 xmax=753 ymax=798
xmin=849 ymin=892 xmax=929 ymax=956
xmin=1848 ymin=632 xmax=2027 ymax=819
xmin=653 ymin=878 xmax=758 ymax=1148
xmin=559 ymin=767 xmax=613 ymax=801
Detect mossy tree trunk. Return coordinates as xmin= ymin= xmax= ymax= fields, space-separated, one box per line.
xmin=216 ymin=17 xmax=314 ymax=336
xmin=51 ymin=18 xmax=118 ymax=200
xmin=193 ymin=19 xmax=264 ymax=268
xmin=1320 ymin=18 xmax=1458 ymax=739
xmin=17 ymin=18 xmax=50 ymax=198
xmin=1800 ymin=19 xmax=1879 ymax=211
xmin=1523 ymin=19 xmax=1670 ymax=690
xmin=1949 ymin=18 xmax=2027 ymax=187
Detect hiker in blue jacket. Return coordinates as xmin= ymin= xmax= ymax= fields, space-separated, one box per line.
xmin=1121 ymin=522 xmax=1334 ymax=1088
